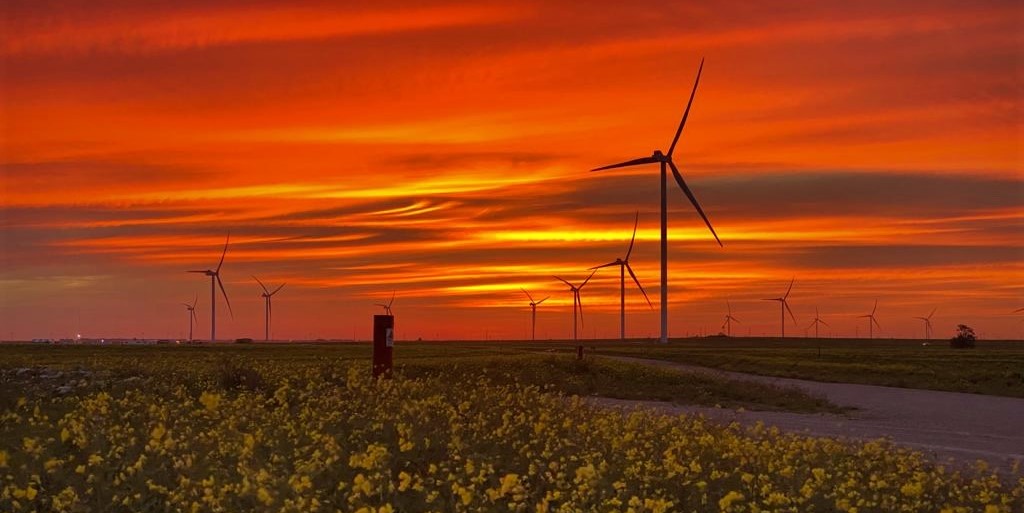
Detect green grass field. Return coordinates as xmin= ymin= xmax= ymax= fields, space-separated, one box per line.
xmin=0 ymin=343 xmax=836 ymax=413
xmin=582 ymin=337 xmax=1024 ymax=398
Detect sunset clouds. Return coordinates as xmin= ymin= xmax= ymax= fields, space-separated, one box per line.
xmin=1 ymin=0 xmax=1021 ymax=340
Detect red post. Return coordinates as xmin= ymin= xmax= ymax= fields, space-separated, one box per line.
xmin=373 ymin=315 xmax=394 ymax=378
xmin=576 ymin=345 xmax=583 ymax=360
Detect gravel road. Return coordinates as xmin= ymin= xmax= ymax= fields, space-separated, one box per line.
xmin=599 ymin=356 xmax=1024 ymax=472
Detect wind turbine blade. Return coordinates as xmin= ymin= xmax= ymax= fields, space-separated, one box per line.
xmin=783 ymin=277 xmax=795 ymax=300
xmin=375 ymin=303 xmax=387 ymax=308
xmin=579 ymin=269 xmax=598 ymax=289
xmin=928 ymin=308 xmax=936 ymax=319
xmin=668 ymin=160 xmax=722 ymax=246
xmin=732 ymin=316 xmax=740 ymax=323
xmin=727 ymin=300 xmax=732 ymax=314
xmin=536 ymin=297 xmax=549 ymax=305
xmin=187 ymin=270 xmax=208 ymax=274
xmin=388 ymin=291 xmax=396 ymax=308
xmin=216 ymin=275 xmax=233 ymax=318
xmin=192 ymin=294 xmax=198 ymax=308
xmin=589 ymin=261 xmax=620 ymax=270
xmin=625 ymin=263 xmax=652 ymax=308
xmin=857 ymin=314 xmax=871 ymax=318
xmin=216 ymin=234 xmax=230 ymax=273
xmin=591 ymin=156 xmax=659 ymax=172
xmin=270 ymin=283 xmax=285 ymax=296
xmin=253 ymin=275 xmax=269 ymax=294
xmin=625 ymin=211 xmax=639 ymax=260
xmin=181 ymin=303 xmax=191 ymax=308
xmin=872 ymin=317 xmax=881 ymax=329
xmin=784 ymin=301 xmax=797 ymax=323
xmin=761 ymin=298 xmax=779 ymax=302
xmin=871 ymin=300 xmax=878 ymax=316
xmin=667 ymin=58 xmax=704 ymax=158
xmin=576 ymin=291 xmax=584 ymax=327
xmin=552 ymin=276 xmax=573 ymax=288
xmin=820 ymin=319 xmax=830 ymax=327
xmin=521 ymin=288 xmax=535 ymax=302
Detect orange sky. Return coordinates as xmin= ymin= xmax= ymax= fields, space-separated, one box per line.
xmin=1 ymin=0 xmax=1022 ymax=340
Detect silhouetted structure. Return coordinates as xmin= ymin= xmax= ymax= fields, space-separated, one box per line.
xmin=590 ymin=212 xmax=651 ymax=341
xmin=591 ymin=58 xmax=722 ymax=344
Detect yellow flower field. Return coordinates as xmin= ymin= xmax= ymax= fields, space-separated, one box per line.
xmin=1 ymin=357 xmax=1022 ymax=512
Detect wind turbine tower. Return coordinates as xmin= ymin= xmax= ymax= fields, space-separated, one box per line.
xmin=187 ymin=235 xmax=233 ymax=341
xmin=591 ymin=58 xmax=722 ymax=343
xmin=591 ymin=212 xmax=652 ymax=340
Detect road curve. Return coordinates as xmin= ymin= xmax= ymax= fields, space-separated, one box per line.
xmin=601 ymin=356 xmax=1024 ymax=472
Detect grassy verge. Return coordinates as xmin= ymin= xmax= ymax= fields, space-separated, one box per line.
xmin=0 ymin=345 xmax=841 ymax=414
xmin=399 ymin=354 xmax=843 ymax=413
xmin=587 ymin=338 xmax=1024 ymax=397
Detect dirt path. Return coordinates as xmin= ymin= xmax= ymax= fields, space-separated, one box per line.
xmin=599 ymin=356 xmax=1024 ymax=472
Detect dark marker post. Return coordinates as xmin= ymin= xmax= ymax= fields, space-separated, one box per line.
xmin=372 ymin=315 xmax=394 ymax=378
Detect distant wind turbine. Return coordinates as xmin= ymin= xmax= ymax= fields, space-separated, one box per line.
xmin=181 ymin=295 xmax=198 ymax=342
xmin=858 ymin=300 xmax=882 ymax=339
xmin=807 ymin=307 xmax=829 ymax=339
xmin=590 ymin=212 xmax=652 ymax=341
xmin=721 ymin=301 xmax=740 ymax=337
xmin=187 ymin=235 xmax=233 ymax=341
xmin=520 ymin=289 xmax=549 ymax=341
xmin=553 ymin=271 xmax=596 ymax=341
xmin=591 ymin=58 xmax=722 ymax=344
xmin=375 ymin=292 xmax=395 ymax=316
xmin=762 ymin=278 xmax=796 ymax=338
xmin=253 ymin=276 xmax=285 ymax=341
xmin=913 ymin=308 xmax=936 ymax=339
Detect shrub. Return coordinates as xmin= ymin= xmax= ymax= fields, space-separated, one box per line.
xmin=949 ymin=324 xmax=976 ymax=349
xmin=215 ymin=358 xmax=266 ymax=391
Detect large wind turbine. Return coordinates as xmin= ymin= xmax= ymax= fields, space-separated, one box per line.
xmin=721 ymin=301 xmax=740 ymax=337
xmin=253 ymin=276 xmax=285 ymax=341
xmin=181 ymin=295 xmax=198 ymax=342
xmin=590 ymin=212 xmax=652 ymax=340
xmin=591 ymin=58 xmax=721 ymax=344
xmin=858 ymin=300 xmax=882 ymax=339
xmin=914 ymin=308 xmax=936 ymax=339
xmin=553 ymin=271 xmax=596 ymax=341
xmin=807 ymin=307 xmax=829 ymax=339
xmin=762 ymin=278 xmax=796 ymax=338
xmin=520 ymin=289 xmax=549 ymax=341
xmin=376 ymin=292 xmax=395 ymax=316
xmin=187 ymin=235 xmax=233 ymax=341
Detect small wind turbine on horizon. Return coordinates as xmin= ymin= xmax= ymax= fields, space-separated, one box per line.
xmin=376 ymin=292 xmax=396 ymax=316
xmin=914 ymin=308 xmax=936 ymax=339
xmin=807 ymin=307 xmax=829 ymax=339
xmin=721 ymin=301 xmax=740 ymax=336
xmin=591 ymin=58 xmax=722 ymax=344
xmin=858 ymin=300 xmax=882 ymax=339
xmin=253 ymin=276 xmax=285 ymax=341
xmin=187 ymin=235 xmax=233 ymax=341
xmin=590 ymin=212 xmax=652 ymax=341
xmin=181 ymin=295 xmax=198 ymax=342
xmin=520 ymin=289 xmax=549 ymax=341
xmin=762 ymin=278 xmax=796 ymax=338
xmin=553 ymin=271 xmax=596 ymax=341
